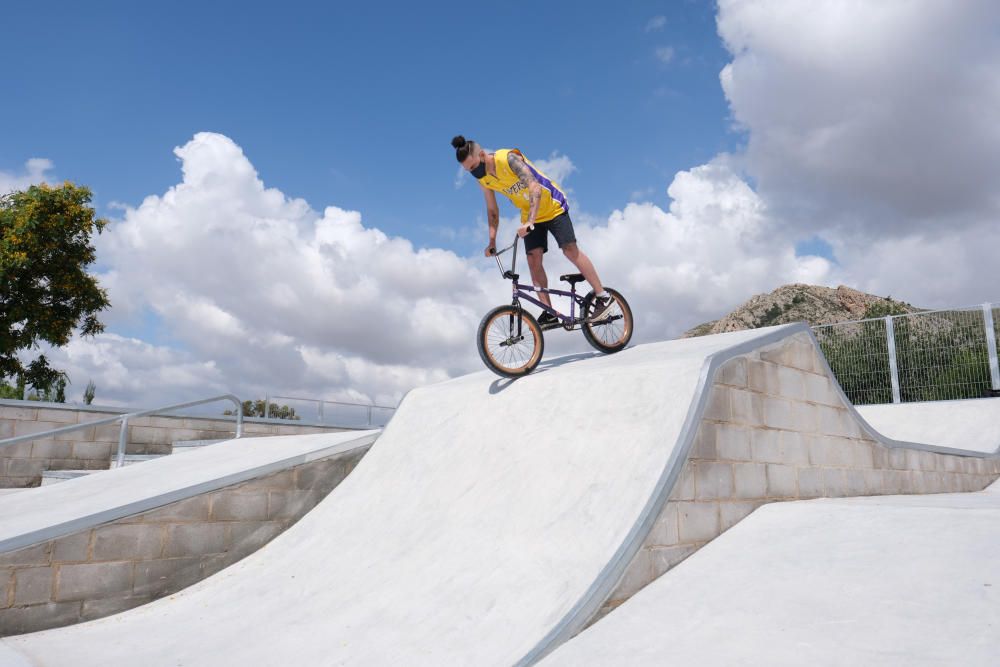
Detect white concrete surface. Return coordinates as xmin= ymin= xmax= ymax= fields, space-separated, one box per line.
xmin=0 ymin=430 xmax=379 ymax=553
xmin=858 ymin=397 xmax=1000 ymax=454
xmin=541 ymin=487 xmax=1000 ymax=666
xmin=2 ymin=323 xmax=996 ymax=666
xmin=1 ymin=326 xmax=807 ymax=667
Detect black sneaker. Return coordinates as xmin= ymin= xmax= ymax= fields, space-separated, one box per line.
xmin=587 ymin=294 xmax=616 ymax=323
xmin=537 ymin=312 xmax=560 ymax=330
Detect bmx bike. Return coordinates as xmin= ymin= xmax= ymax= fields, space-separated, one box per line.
xmin=477 ymin=232 xmax=633 ymax=378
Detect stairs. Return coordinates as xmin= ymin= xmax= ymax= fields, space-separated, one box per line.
xmin=170 ymin=439 xmax=226 ymax=454
xmin=39 ymin=439 xmax=229 ymax=485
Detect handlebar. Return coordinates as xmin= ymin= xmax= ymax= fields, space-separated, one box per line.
xmin=490 ymin=231 xmax=529 ymax=279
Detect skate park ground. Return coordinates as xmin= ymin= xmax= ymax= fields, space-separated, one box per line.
xmin=0 ymin=323 xmax=997 ymax=666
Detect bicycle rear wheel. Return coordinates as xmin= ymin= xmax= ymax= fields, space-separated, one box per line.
xmin=477 ymin=305 xmax=544 ymax=378
xmin=582 ymin=288 xmax=633 ymax=353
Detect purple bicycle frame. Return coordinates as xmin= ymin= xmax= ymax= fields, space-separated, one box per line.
xmin=512 ymin=282 xmax=583 ymax=325
xmin=492 ymin=232 xmax=587 ymax=326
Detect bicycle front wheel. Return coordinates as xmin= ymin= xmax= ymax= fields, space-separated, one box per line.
xmin=477 ymin=305 xmax=545 ymax=378
xmin=582 ymin=287 xmax=633 ymax=353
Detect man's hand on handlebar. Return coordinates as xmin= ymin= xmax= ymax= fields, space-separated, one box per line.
xmin=516 ymin=223 xmax=535 ymax=238
xmin=484 ymin=244 xmax=497 ymax=257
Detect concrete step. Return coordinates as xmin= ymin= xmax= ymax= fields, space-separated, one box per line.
xmin=39 ymin=442 xmax=229 ymax=486
xmin=171 ymin=439 xmax=227 ymax=453
xmin=42 ymin=454 xmax=169 ymax=486
xmin=110 ymin=454 xmax=165 ymax=467
xmin=41 ymin=470 xmax=93 ymax=486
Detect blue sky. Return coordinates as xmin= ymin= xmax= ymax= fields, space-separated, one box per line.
xmin=3 ymin=1 xmax=736 ymax=251
xmin=5 ymin=1 xmax=999 ymax=407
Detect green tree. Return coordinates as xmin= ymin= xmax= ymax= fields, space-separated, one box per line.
xmin=25 ymin=375 xmax=68 ymax=403
xmin=818 ymin=304 xmax=995 ymax=405
xmin=861 ymin=298 xmax=913 ymax=320
xmin=0 ymin=380 xmax=21 ymax=399
xmin=83 ymin=379 xmax=96 ymax=405
xmin=224 ymin=399 xmax=300 ymax=420
xmin=0 ymin=182 xmax=109 ymax=394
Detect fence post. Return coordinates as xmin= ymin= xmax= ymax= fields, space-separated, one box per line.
xmin=885 ymin=316 xmax=902 ymax=404
xmin=318 ymin=401 xmax=325 ymax=423
xmin=264 ymin=394 xmax=270 ymax=420
xmin=983 ymin=304 xmax=1000 ymax=391
xmin=116 ymin=418 xmax=129 ymax=468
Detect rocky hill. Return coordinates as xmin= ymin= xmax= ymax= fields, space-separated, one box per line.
xmin=682 ymin=284 xmax=920 ymax=338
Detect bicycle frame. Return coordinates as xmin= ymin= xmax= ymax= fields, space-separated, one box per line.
xmin=491 ymin=234 xmax=588 ymax=328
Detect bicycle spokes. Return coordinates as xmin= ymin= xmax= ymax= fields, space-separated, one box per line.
xmin=583 ymin=289 xmax=633 ymax=354
xmin=477 ymin=305 xmax=544 ymax=377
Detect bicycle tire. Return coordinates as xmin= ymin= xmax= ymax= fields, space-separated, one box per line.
xmin=581 ymin=287 xmax=633 ymax=354
xmin=477 ymin=305 xmax=545 ymax=378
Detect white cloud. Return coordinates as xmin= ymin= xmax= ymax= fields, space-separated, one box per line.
xmin=715 ymin=0 xmax=1000 ymax=307
xmin=630 ymin=187 xmax=657 ymax=202
xmin=80 ymin=132 xmax=511 ymax=408
xmin=453 ymin=165 xmax=467 ymax=190
xmin=48 ymin=0 xmax=1000 ymax=410
xmin=571 ymin=158 xmax=834 ymax=340
xmin=0 ymin=158 xmax=54 ymax=194
xmin=533 ymin=152 xmax=576 ymax=186
xmin=645 ymin=16 xmax=667 ymax=32
xmin=37 ymin=334 xmax=226 ymax=407
xmin=655 ymin=46 xmax=676 ymax=64
xmin=717 ymin=0 xmax=1000 ymax=236
xmin=38 ymin=133 xmax=827 ymax=408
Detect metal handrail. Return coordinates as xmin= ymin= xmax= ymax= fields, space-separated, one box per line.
xmin=263 ymin=394 xmax=395 ymax=426
xmin=0 ymin=394 xmax=243 ymax=469
xmin=113 ymin=395 xmax=243 ymax=467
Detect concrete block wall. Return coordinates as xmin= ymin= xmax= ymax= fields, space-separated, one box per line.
xmin=0 ymin=445 xmax=369 ymax=636
xmin=598 ymin=332 xmax=1000 ymax=620
xmin=0 ymin=403 xmax=352 ymax=487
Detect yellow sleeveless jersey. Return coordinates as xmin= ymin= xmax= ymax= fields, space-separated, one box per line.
xmin=477 ymin=148 xmax=569 ymax=223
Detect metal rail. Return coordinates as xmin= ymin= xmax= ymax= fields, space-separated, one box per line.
xmin=263 ymin=394 xmax=395 ymax=426
xmin=0 ymin=394 xmax=243 ymax=468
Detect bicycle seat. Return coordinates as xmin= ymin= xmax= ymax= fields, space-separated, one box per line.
xmin=559 ymin=273 xmax=585 ymax=285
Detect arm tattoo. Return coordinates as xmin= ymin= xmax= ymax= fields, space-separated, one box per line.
xmin=508 ymin=152 xmax=542 ymax=222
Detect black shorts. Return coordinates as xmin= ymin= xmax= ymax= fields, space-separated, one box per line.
xmin=523 ymin=212 xmax=577 ymax=254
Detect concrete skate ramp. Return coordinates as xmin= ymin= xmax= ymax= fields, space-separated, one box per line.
xmin=857 ymin=397 xmax=1000 ymax=454
xmin=0 ymin=431 xmax=379 ymax=554
xmin=2 ymin=326 xmax=810 ymax=666
xmin=541 ymin=487 xmax=1000 ymax=666
xmin=2 ymin=324 xmax=996 ymax=666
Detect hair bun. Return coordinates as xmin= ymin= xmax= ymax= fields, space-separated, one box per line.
xmin=451 ymin=135 xmax=467 ymax=149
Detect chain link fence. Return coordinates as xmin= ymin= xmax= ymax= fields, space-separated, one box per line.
xmin=813 ymin=303 xmax=1000 ymax=405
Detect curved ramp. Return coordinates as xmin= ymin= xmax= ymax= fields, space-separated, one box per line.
xmin=2 ymin=324 xmax=997 ymax=666
xmin=2 ymin=327 xmax=798 ymax=666
xmin=0 ymin=431 xmax=379 ymax=554
xmin=540 ymin=486 xmax=1000 ymax=666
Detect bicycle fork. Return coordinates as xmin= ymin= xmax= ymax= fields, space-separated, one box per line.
xmin=502 ymin=298 xmax=525 ymax=347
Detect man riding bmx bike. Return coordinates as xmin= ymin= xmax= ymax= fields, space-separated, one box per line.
xmin=451 ymin=135 xmax=616 ymax=327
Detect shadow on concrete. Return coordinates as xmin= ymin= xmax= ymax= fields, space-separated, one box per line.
xmin=487 ymin=351 xmax=606 ymax=394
